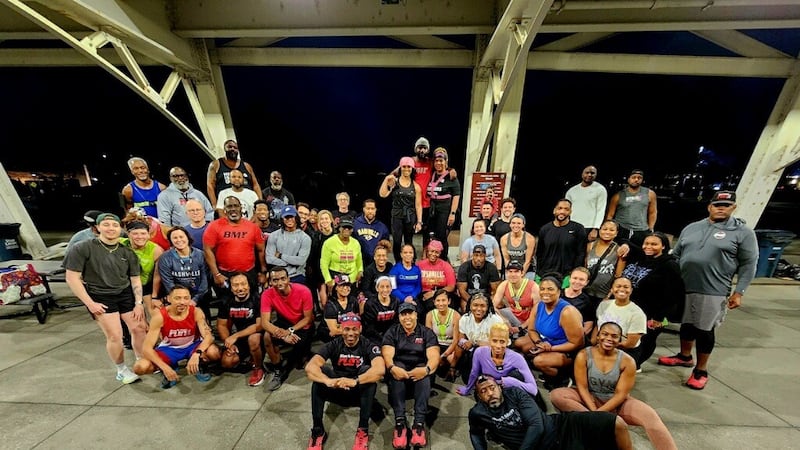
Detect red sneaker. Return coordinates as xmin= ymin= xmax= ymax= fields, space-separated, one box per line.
xmin=657 ymin=353 xmax=694 ymax=367
xmin=686 ymin=371 xmax=709 ymax=390
xmin=307 ymin=428 xmax=327 ymax=450
xmin=352 ymin=427 xmax=369 ymax=450
xmin=248 ymin=368 xmax=265 ymax=387
xmin=392 ymin=423 xmax=408 ymax=449
xmin=410 ymin=423 xmax=427 ymax=447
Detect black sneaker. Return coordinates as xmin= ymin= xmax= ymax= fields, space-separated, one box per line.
xmin=160 ymin=374 xmax=177 ymax=389
xmin=266 ymin=368 xmax=283 ymax=391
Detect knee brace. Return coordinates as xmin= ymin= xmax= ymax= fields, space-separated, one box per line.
xmin=695 ymin=328 xmax=716 ymax=354
xmin=679 ymin=323 xmax=697 ymax=342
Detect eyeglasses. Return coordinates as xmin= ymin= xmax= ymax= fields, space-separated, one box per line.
xmin=170 ymin=173 xmax=188 ymax=178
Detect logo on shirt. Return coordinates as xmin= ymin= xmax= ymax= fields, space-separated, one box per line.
xmin=713 ymin=231 xmax=727 ymax=240
xmin=336 ymin=354 xmax=364 ymax=367
xmin=414 ymin=337 xmax=424 ymax=344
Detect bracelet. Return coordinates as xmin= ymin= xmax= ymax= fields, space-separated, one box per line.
xmin=449 ymin=212 xmax=456 ymax=215
xmin=386 ymin=364 xmax=394 ymax=372
xmin=214 ymin=273 xmax=223 ymax=278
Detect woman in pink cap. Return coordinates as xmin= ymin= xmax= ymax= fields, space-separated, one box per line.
xmin=379 ymin=156 xmax=422 ymax=262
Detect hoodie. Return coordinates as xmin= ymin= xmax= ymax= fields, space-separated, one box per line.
xmin=672 ymin=216 xmax=758 ymax=296
xmin=156 ymin=183 xmax=215 ymax=227
xmin=623 ymin=252 xmax=685 ymax=322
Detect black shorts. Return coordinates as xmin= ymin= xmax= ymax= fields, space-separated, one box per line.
xmin=234 ymin=333 xmax=264 ymax=357
xmin=88 ymin=287 xmax=135 ymax=315
xmin=556 ymin=411 xmax=617 ymax=450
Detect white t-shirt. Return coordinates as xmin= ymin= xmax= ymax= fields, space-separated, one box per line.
xmin=216 ymin=188 xmax=259 ymax=218
xmin=458 ymin=313 xmax=504 ymax=344
xmin=596 ymin=300 xmax=647 ymax=348
xmin=565 ymin=182 xmax=607 ymax=230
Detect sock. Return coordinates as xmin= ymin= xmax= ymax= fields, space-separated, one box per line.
xmin=115 ymin=363 xmax=127 ymax=373
xmin=693 ymin=368 xmax=708 ymax=377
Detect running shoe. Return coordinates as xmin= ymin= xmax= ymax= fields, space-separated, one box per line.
xmin=307 ymin=427 xmax=327 ymax=450
xmin=115 ymin=367 xmax=140 ymax=385
xmin=686 ymin=370 xmax=709 ymax=390
xmin=248 ymin=367 xmax=266 ymax=387
xmin=392 ymin=421 xmax=408 ymax=449
xmin=352 ymin=427 xmax=369 ymax=450
xmin=657 ymin=353 xmax=694 ymax=367
xmin=410 ymin=423 xmax=427 ymax=447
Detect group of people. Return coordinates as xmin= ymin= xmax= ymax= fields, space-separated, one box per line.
xmin=62 ymin=139 xmax=760 ymax=449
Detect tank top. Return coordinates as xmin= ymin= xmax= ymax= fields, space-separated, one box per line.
xmin=127 ymin=240 xmax=157 ymax=286
xmin=585 ymin=241 xmax=618 ymax=299
xmin=214 ymin=158 xmax=253 ymax=194
xmin=586 ymin=348 xmax=623 ymax=401
xmin=502 ymin=278 xmax=535 ymax=322
xmin=391 ymin=178 xmax=416 ymax=221
xmin=159 ymin=305 xmax=197 ymax=349
xmin=128 ymin=180 xmax=161 ymax=218
xmin=614 ymin=187 xmax=651 ymax=231
xmin=432 ymin=308 xmax=455 ymax=345
xmin=505 ymin=232 xmax=534 ymax=272
xmin=534 ymin=299 xmax=569 ymax=345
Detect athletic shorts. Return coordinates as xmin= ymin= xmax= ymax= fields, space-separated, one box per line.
xmin=682 ymin=293 xmax=728 ymax=331
xmin=155 ymin=341 xmax=202 ymax=367
xmin=556 ymin=410 xmax=617 ymax=450
xmin=87 ymin=287 xmax=134 ymax=315
xmin=233 ymin=334 xmax=264 ymax=357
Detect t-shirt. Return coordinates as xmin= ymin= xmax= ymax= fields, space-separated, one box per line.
xmin=362 ymin=295 xmax=399 ymax=342
xmin=459 ymin=313 xmax=504 ymax=343
xmin=564 ymin=290 xmax=595 ymax=326
xmin=461 ymin=235 xmax=501 ymax=264
xmin=216 ymin=188 xmax=259 ymax=218
xmin=596 ymin=300 xmax=647 ymax=348
xmin=63 ymin=238 xmax=140 ymax=296
xmin=417 ymin=258 xmax=456 ymax=292
xmin=318 ymin=295 xmax=359 ymax=336
xmin=382 ymin=323 xmax=438 ymax=369
xmin=535 ymin=221 xmax=587 ymax=276
xmin=217 ymin=293 xmax=261 ymax=332
xmin=203 ymin=218 xmax=264 ymax=272
xmin=457 ymin=262 xmax=501 ymax=296
xmin=260 ymin=283 xmax=314 ymax=329
xmin=315 ymin=336 xmax=382 ymax=378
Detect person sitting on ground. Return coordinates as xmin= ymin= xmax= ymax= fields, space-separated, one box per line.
xmin=594 ymin=277 xmax=647 ymax=367
xmin=456 ymin=323 xmax=541 ymax=404
xmin=455 ymin=293 xmax=504 ymax=383
xmin=417 ymin=239 xmax=457 ymax=314
xmin=359 ymin=241 xmax=393 ymax=299
xmin=460 ymin=219 xmax=501 ymax=267
xmin=389 ymin=243 xmax=422 ymax=307
xmin=133 ymin=284 xmax=221 ymax=389
xmin=551 ymin=321 xmax=677 ymax=450
xmin=305 ymin=313 xmax=385 ymax=450
xmin=492 ymin=260 xmax=539 ymax=339
xmin=217 ymin=272 xmax=266 ymax=387
xmin=456 ymin=244 xmax=502 ymax=313
xmin=515 ymin=274 xmax=584 ymax=390
xmin=468 ymin=375 xmax=633 ymax=450
xmin=382 ymin=302 xmax=440 ymax=449
xmin=260 ymin=267 xmax=316 ymax=391
xmin=424 ymin=288 xmax=462 ymax=382
xmin=361 ymin=276 xmax=400 ymax=344
xmin=563 ymin=267 xmax=596 ymax=344
xmin=317 ymin=274 xmax=359 ymax=343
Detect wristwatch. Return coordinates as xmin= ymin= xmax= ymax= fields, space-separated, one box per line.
xmin=195 ymin=349 xmax=203 ymax=355
xmin=425 ymin=366 xmax=431 ymax=375
xmin=288 ymin=327 xmax=295 ymax=334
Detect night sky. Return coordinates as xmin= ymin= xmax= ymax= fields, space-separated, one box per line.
xmin=1 ymin=30 xmax=798 ymax=234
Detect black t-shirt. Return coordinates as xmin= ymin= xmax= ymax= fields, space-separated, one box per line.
xmin=362 ymin=295 xmax=400 ymax=342
xmin=535 ymin=221 xmax=587 ymax=277
xmin=217 ymin=294 xmax=261 ymax=332
xmin=382 ymin=323 xmax=438 ymax=369
xmin=427 ymin=172 xmax=461 ymax=214
xmin=468 ymin=386 xmax=556 ymax=450
xmin=563 ymin=291 xmax=595 ymax=326
xmin=318 ymin=295 xmax=359 ymax=335
xmin=457 ymin=262 xmax=501 ymax=296
xmin=361 ymin=262 xmax=393 ymax=297
xmin=315 ymin=336 xmax=382 ymax=378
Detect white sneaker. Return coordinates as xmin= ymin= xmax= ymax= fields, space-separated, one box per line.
xmin=116 ymin=367 xmax=140 ymax=384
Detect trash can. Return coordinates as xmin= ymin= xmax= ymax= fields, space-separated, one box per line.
xmin=754 ymin=229 xmax=796 ymax=278
xmin=0 ymin=223 xmax=22 ymax=262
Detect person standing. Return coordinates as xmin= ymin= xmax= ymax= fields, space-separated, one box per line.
xmin=262 ymin=170 xmax=295 ymax=221
xmin=215 ymin=169 xmax=260 ymax=219
xmin=491 ymin=197 xmax=517 ymax=241
xmin=207 ymin=139 xmax=263 ymax=207
xmin=658 ymin=191 xmax=758 ymax=390
xmin=380 ymin=157 xmax=423 ymax=262
xmin=566 ymin=165 xmax=607 ymax=242
xmin=536 ymin=199 xmax=587 ymax=280
xmin=63 ymin=213 xmax=146 ymax=384
xmin=426 ymin=147 xmax=461 ymax=261
xmin=157 ymin=166 xmax=215 ymax=227
xmin=266 ymin=205 xmax=312 ymax=284
xmin=352 ymin=198 xmax=390 ymax=267
xmin=606 ymin=169 xmax=657 ymax=246
xmin=121 ymin=157 xmax=166 ymax=218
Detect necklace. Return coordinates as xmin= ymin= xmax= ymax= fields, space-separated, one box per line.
xmin=99 ymin=240 xmax=120 ymax=253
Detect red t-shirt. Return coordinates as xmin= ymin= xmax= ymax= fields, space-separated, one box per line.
xmin=417 ymin=258 xmax=456 ymax=292
xmin=260 ymin=283 xmax=314 ymax=329
xmin=414 ymin=159 xmax=434 ymax=209
xmin=203 ymin=218 xmax=264 ymax=272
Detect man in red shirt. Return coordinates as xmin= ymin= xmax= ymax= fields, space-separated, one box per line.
xmin=203 ymin=196 xmax=267 ymax=303
xmin=260 ymin=267 xmax=315 ymax=391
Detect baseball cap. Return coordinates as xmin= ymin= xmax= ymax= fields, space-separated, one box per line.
xmin=630 ymin=169 xmax=644 ymax=177
xmin=125 ymin=221 xmax=149 ymax=232
xmin=398 ymin=302 xmax=417 ymax=314
xmin=83 ymin=210 xmax=103 ymax=224
xmin=710 ymin=190 xmax=736 ymax=205
xmin=415 ymin=137 xmax=429 ymax=149
xmin=472 ymin=244 xmax=486 ymax=254
xmin=281 ymin=205 xmax=298 ymax=218
xmin=339 ymin=218 xmax=354 ymax=229
xmin=334 ymin=274 xmax=351 ymax=286
xmin=507 ymin=260 xmax=524 ymax=271
xmin=339 ymin=312 xmax=362 ymax=327
xmin=96 ymin=213 xmax=121 ymax=224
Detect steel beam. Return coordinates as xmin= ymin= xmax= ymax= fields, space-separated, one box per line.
xmin=388 ymin=35 xmax=464 ymax=49
xmin=691 ymin=30 xmax=789 ymax=58
xmin=534 ymin=32 xmax=616 ymax=51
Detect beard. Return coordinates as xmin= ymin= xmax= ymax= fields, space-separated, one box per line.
xmin=415 ymin=148 xmax=429 ymax=160
xmin=271 ymin=182 xmax=282 ymax=190
xmin=225 ymin=150 xmax=238 ymax=160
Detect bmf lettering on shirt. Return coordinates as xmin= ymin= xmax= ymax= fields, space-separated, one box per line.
xmin=223 ymin=230 xmax=251 ymax=239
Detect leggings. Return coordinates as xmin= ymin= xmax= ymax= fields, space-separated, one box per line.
xmin=550 ymin=387 xmax=677 ymax=450
xmin=311 ymin=381 xmax=376 ymax=430
xmin=636 ymin=327 xmax=662 ymax=366
xmin=391 ymin=217 xmax=415 ymax=262
xmin=386 ymin=372 xmax=432 ymax=424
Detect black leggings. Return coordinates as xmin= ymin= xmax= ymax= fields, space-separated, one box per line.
xmin=428 ymin=207 xmax=451 ymax=260
xmin=386 ymin=370 xmax=432 ymax=424
xmin=391 ymin=217 xmax=415 ymax=262
xmin=636 ymin=327 xmax=662 ymax=366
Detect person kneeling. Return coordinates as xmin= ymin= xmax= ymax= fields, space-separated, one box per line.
xmin=217 ymin=272 xmax=266 ymax=387
xmin=133 ymin=285 xmax=221 ymax=389
xmin=468 ymin=375 xmax=632 ymax=450
xmin=304 ymin=313 xmax=385 ymax=450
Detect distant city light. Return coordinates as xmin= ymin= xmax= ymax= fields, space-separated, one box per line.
xmin=698 ymin=146 xmax=705 ymax=153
